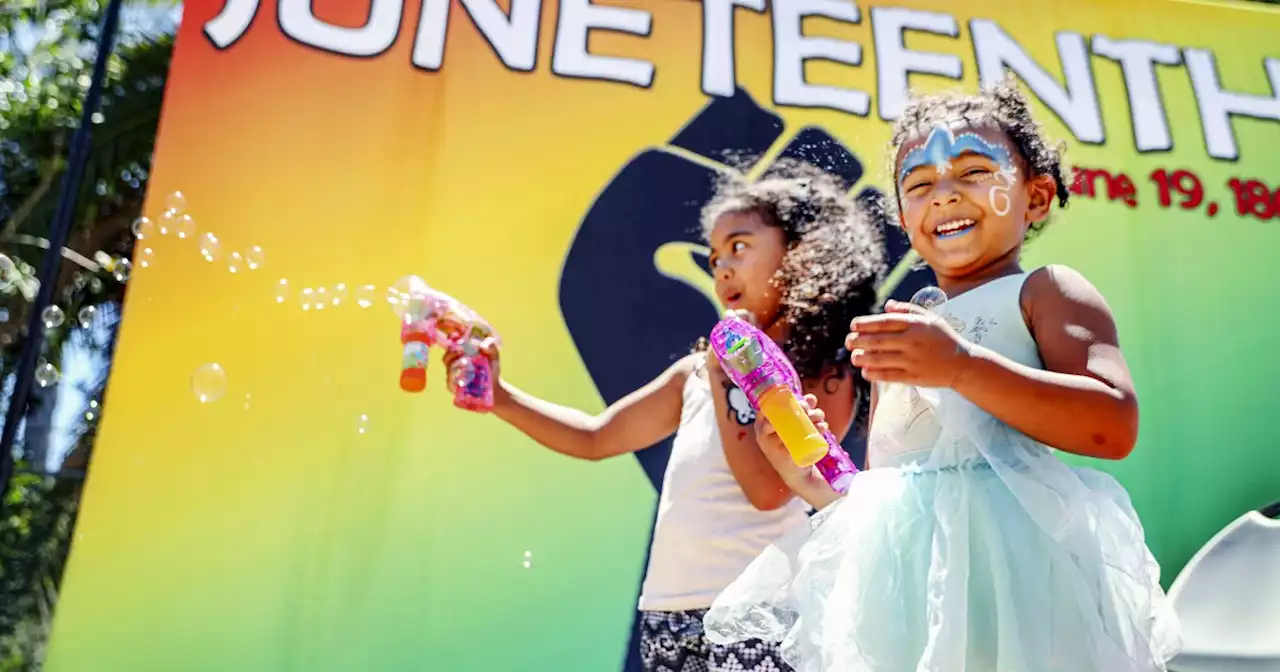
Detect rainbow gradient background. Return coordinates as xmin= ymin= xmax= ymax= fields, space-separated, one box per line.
xmin=43 ymin=0 xmax=1280 ymax=669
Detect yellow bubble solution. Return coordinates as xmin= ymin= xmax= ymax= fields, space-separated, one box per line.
xmin=721 ymin=335 xmax=829 ymax=468
xmin=757 ymin=385 xmax=829 ymax=467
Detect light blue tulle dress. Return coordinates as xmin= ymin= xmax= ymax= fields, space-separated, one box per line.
xmin=704 ymin=272 xmax=1182 ymax=671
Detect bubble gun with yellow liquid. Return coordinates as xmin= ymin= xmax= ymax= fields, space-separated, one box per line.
xmin=397 ymin=277 xmax=499 ymax=412
xmin=710 ymin=316 xmax=858 ymax=493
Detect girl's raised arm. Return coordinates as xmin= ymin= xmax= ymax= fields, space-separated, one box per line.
xmin=493 ymin=354 xmax=696 ymax=461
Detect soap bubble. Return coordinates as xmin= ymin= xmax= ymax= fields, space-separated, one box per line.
xmin=35 ymin=360 xmax=59 ymax=388
xmin=166 ymin=191 xmax=187 ymax=212
xmin=0 ymin=254 xmax=16 ymax=290
xmin=313 ymin=287 xmax=328 ymax=311
xmin=41 ymin=305 xmax=65 ymax=329
xmin=274 ymin=279 xmax=289 ymax=304
xmin=227 ymin=251 xmax=244 ymax=274
xmin=172 ymin=213 xmax=195 ymax=239
xmin=910 ymin=286 xmax=948 ymax=311
xmin=355 ymin=284 xmax=377 ymax=309
xmin=357 ymin=414 xmax=370 ymax=434
xmin=300 ymin=287 xmax=314 ymax=311
xmin=112 ymin=258 xmax=132 ymax=282
xmin=331 ymin=282 xmax=348 ymax=307
xmin=389 ymin=275 xmax=429 ymax=319
xmin=245 ymin=245 xmax=265 ymax=271
xmin=77 ymin=305 xmax=96 ymax=328
xmin=131 ymin=216 xmax=155 ymax=239
xmin=199 ymin=232 xmax=222 ymax=262
xmin=192 ymin=363 xmax=228 ymax=403
xmin=137 ymin=246 xmax=155 ymax=269
xmin=158 ymin=208 xmax=175 ymax=235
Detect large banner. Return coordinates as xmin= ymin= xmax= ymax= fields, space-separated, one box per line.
xmin=45 ymin=0 xmax=1280 ymax=670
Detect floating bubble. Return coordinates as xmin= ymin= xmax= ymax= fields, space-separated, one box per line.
xmin=910 ymin=286 xmax=948 ymax=311
xmin=274 ymin=279 xmax=290 ymax=304
xmin=300 ymin=287 xmax=314 ymax=311
xmin=0 ymin=254 xmax=16 ymax=290
xmin=523 ymin=550 xmax=533 ymax=568
xmin=199 ymin=232 xmax=222 ymax=262
xmin=355 ymin=284 xmax=377 ymax=309
xmin=166 ymin=191 xmax=187 ymax=212
xmin=137 ymin=246 xmax=155 ymax=269
xmin=227 ymin=251 xmax=244 ymax=274
xmin=112 ymin=258 xmax=132 ymax=282
xmin=77 ymin=305 xmax=96 ymax=328
xmin=172 ymin=213 xmax=195 ymax=239
xmin=357 ymin=413 xmax=370 ymax=434
xmin=191 ymin=363 xmax=228 ymax=403
xmin=41 ymin=305 xmax=65 ymax=330
xmin=389 ymin=275 xmax=429 ymax=319
xmin=35 ymin=360 xmax=59 ymax=388
xmin=131 ymin=216 xmax=155 ymax=239
xmin=243 ymin=393 xmax=251 ymax=411
xmin=311 ymin=287 xmax=328 ymax=311
xmin=331 ymin=282 xmax=348 ymax=307
xmin=245 ymin=245 xmax=265 ymax=271
xmin=158 ymin=208 xmax=177 ymax=235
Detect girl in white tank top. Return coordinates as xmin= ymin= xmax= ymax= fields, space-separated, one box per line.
xmin=458 ymin=160 xmax=886 ymax=671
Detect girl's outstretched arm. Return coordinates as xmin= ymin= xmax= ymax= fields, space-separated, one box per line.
xmin=850 ymin=265 xmax=1138 ymax=459
xmin=493 ymin=354 xmax=694 ymax=461
xmin=951 ymin=265 xmax=1138 ymax=459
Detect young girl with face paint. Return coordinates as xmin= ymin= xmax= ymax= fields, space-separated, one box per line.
xmin=462 ymin=161 xmax=885 ymax=672
xmin=702 ymin=80 xmax=1183 ymax=671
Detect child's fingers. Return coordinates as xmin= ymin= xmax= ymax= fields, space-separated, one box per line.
xmin=883 ymin=300 xmax=929 ymax=315
xmin=849 ymin=314 xmax=915 ymax=334
xmin=801 ymin=394 xmax=826 ymax=425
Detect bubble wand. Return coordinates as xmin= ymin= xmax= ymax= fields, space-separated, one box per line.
xmin=710 ymin=316 xmax=858 ymax=494
xmin=396 ymin=276 xmax=499 ymax=412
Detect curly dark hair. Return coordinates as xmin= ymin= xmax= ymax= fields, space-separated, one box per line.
xmin=695 ymin=159 xmax=887 ymax=389
xmin=888 ymin=75 xmax=1071 ymax=241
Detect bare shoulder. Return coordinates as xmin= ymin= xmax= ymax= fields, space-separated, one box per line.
xmin=669 ymin=351 xmax=706 ymax=384
xmin=1021 ymin=264 xmax=1115 ymax=325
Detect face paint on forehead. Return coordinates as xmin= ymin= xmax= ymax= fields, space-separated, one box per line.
xmin=898 ymin=123 xmax=1014 ymax=187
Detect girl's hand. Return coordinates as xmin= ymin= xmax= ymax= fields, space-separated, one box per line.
xmin=755 ymin=394 xmax=836 ymax=495
xmin=442 ymin=338 xmax=505 ymax=404
xmin=845 ymin=300 xmax=973 ymax=388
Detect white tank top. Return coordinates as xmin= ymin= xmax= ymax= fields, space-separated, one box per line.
xmin=638 ymin=366 xmax=810 ymax=612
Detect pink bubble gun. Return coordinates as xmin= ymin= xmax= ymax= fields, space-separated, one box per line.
xmin=397 ymin=277 xmax=499 ymax=412
xmin=710 ymin=317 xmax=858 ymax=494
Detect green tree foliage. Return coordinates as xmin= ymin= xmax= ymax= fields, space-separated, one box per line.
xmin=0 ymin=2 xmax=174 ymax=669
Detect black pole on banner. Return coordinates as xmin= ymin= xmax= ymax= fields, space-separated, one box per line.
xmin=0 ymin=0 xmax=127 ymax=511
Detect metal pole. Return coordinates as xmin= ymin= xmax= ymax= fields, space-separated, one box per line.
xmin=0 ymin=0 xmax=126 ymax=509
